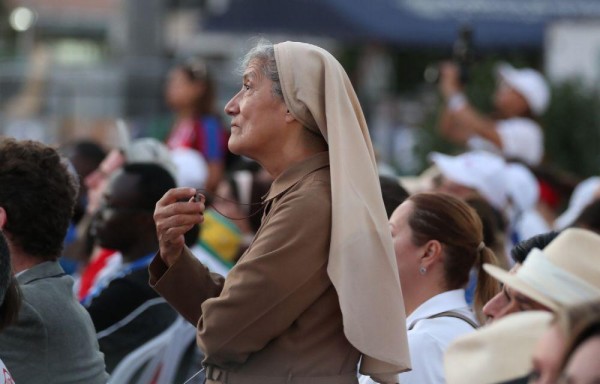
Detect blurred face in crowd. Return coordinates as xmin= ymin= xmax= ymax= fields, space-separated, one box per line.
xmin=529 ymin=323 xmax=566 ymax=384
xmin=166 ymin=67 xmax=205 ymax=112
xmin=562 ymin=335 xmax=600 ymax=384
xmin=436 ymin=176 xmax=480 ymax=201
xmin=482 ymin=264 xmax=550 ymax=323
xmin=493 ymin=80 xmax=530 ymax=118
xmin=84 ymin=149 xmax=125 ymax=214
xmin=224 ymin=59 xmax=288 ymax=163
xmin=91 ymin=170 xmax=147 ymax=252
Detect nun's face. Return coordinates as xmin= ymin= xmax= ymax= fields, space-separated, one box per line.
xmin=224 ymin=59 xmax=288 ymax=162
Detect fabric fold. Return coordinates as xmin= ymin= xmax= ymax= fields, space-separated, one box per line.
xmin=275 ymin=41 xmax=411 ymax=379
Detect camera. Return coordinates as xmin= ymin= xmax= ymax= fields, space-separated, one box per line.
xmin=424 ymin=24 xmax=474 ymax=85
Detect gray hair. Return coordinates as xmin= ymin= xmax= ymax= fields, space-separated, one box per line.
xmin=239 ymin=39 xmax=283 ymax=100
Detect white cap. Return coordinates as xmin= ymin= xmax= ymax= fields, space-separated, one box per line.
xmin=505 ymin=162 xmax=540 ymax=214
xmin=554 ymin=176 xmax=600 ymax=230
xmin=170 ymin=147 xmax=208 ymax=189
xmin=114 ymin=119 xmax=178 ymax=181
xmin=497 ymin=63 xmax=550 ymax=116
xmin=430 ymin=150 xmax=508 ymax=210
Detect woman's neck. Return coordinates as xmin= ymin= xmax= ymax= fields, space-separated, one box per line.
xmin=403 ymin=282 xmax=448 ymax=317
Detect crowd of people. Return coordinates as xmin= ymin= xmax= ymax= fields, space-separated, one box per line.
xmin=0 ymin=37 xmax=599 ymax=384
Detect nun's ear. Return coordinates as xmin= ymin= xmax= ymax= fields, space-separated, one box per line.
xmin=284 ymin=110 xmax=297 ymax=124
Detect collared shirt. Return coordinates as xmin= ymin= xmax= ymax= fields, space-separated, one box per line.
xmin=468 ymin=117 xmax=543 ymax=166
xmin=358 ymin=289 xmax=476 ymax=384
xmin=402 ymin=289 xmax=477 ymax=384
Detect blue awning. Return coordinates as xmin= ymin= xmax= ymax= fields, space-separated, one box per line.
xmin=204 ymin=0 xmax=600 ymax=49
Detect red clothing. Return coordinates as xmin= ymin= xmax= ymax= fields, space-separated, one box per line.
xmin=78 ymin=248 xmax=117 ymax=300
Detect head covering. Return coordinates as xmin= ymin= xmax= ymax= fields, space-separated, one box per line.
xmin=430 ymin=150 xmax=508 ymax=210
xmin=497 ymin=63 xmax=550 ymax=116
xmin=554 ymin=176 xmax=600 ymax=230
xmin=445 ymin=311 xmax=553 ymax=384
xmin=275 ymin=41 xmax=410 ymax=380
xmin=115 ymin=119 xmax=178 ymax=180
xmin=505 ymin=162 xmax=540 ymax=221
xmin=484 ymin=228 xmax=600 ymax=311
xmin=170 ymin=147 xmax=208 ymax=189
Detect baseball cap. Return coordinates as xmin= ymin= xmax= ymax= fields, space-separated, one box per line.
xmin=170 ymin=147 xmax=208 ymax=189
xmin=115 ymin=119 xmax=177 ymax=180
xmin=554 ymin=176 xmax=600 ymax=230
xmin=497 ymin=63 xmax=550 ymax=116
xmin=430 ymin=150 xmax=508 ymax=210
xmin=505 ymin=162 xmax=540 ymax=214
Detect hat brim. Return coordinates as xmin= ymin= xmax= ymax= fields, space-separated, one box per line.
xmin=483 ymin=264 xmax=560 ymax=312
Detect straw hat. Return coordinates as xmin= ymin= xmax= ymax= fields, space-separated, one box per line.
xmin=484 ymin=228 xmax=600 ymax=311
xmin=445 ymin=311 xmax=553 ymax=384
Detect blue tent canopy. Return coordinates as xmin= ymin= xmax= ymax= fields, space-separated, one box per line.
xmin=204 ymin=0 xmax=600 ymax=49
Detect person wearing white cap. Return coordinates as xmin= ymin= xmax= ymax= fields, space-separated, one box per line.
xmin=504 ymin=162 xmax=550 ymax=244
xmin=554 ymin=176 xmax=600 ymax=230
xmin=430 ymin=150 xmax=508 ymax=211
xmin=438 ymin=62 xmax=550 ymax=166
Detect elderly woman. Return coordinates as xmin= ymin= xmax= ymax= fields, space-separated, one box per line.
xmin=150 ymin=40 xmax=410 ymax=383
xmin=362 ymin=192 xmax=499 ymax=384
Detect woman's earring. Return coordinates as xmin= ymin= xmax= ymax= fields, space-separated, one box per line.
xmin=419 ymin=266 xmax=427 ymax=275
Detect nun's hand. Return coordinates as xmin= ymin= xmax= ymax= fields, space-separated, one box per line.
xmin=154 ymin=188 xmax=205 ymax=266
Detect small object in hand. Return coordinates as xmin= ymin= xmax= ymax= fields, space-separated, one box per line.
xmin=194 ymin=190 xmax=205 ymax=204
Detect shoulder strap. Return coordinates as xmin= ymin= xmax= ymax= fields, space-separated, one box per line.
xmin=409 ymin=310 xmax=479 ymax=330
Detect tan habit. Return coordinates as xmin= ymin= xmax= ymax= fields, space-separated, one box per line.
xmin=275 ymin=42 xmax=411 ymax=381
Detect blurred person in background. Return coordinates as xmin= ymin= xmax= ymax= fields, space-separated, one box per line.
xmin=504 ymin=162 xmax=549 ymax=244
xmin=438 ymin=62 xmax=550 ymax=166
xmin=379 ymin=175 xmax=410 ymax=218
xmin=150 ymin=57 xmax=230 ymax=192
xmin=430 ymin=150 xmax=508 ymax=214
xmin=482 ymin=231 xmax=559 ymax=324
xmin=85 ymin=163 xmax=178 ymax=372
xmin=59 ymin=140 xmax=107 ymax=275
xmin=571 ymin=199 xmax=600 ymax=234
xmin=361 ymin=192 xmax=499 ymax=384
xmin=201 ymin=168 xmax=272 ymax=264
xmin=77 ymin=134 xmax=177 ymax=302
xmin=0 ymin=231 xmax=20 ymax=382
xmin=60 ymin=140 xmax=107 ymax=226
xmin=0 ymin=138 xmax=108 ymax=384
xmin=554 ymin=176 xmax=600 ymax=230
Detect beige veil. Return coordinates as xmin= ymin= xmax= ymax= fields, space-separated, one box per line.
xmin=275 ymin=42 xmax=411 ymax=381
